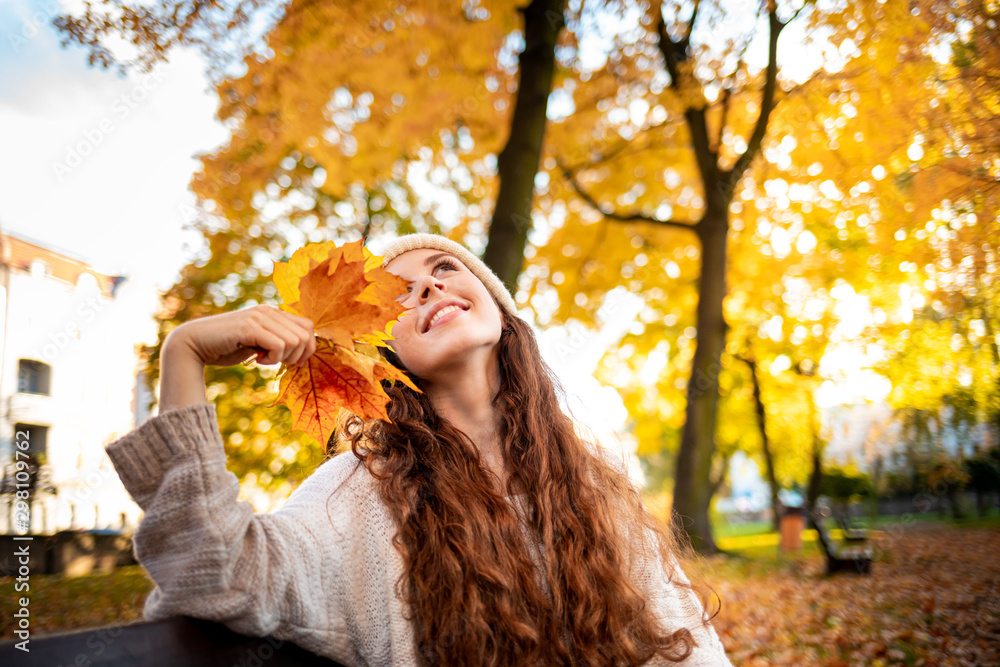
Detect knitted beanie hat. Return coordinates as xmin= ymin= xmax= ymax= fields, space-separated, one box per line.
xmin=378 ymin=233 xmax=519 ymax=319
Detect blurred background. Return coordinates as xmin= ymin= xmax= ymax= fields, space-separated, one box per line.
xmin=1 ymin=0 xmax=998 ymax=664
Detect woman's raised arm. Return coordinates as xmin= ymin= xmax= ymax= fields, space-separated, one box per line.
xmin=159 ymin=305 xmax=316 ymax=411
xmin=105 ymin=307 xmax=364 ymax=659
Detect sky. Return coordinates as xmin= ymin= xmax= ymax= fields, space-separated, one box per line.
xmin=1 ymin=0 xmax=228 ymax=328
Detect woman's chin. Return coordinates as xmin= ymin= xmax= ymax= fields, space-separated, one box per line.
xmin=404 ymin=338 xmax=498 ymax=377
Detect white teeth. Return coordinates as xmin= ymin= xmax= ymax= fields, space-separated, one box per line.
xmin=428 ymin=305 xmax=462 ymax=330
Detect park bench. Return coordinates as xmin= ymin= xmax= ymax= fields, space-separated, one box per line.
xmin=811 ymin=509 xmax=873 ymax=575
xmin=0 ymin=616 xmax=343 ymax=666
xmin=834 ymin=512 xmax=870 ymax=544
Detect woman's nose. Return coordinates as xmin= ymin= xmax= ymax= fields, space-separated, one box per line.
xmin=415 ymin=276 xmax=446 ymax=302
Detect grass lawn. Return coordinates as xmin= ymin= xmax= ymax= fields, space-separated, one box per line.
xmin=2 ymin=520 xmax=998 ymax=666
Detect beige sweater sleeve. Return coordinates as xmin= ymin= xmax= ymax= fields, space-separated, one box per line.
xmin=105 ymin=402 xmax=355 ymax=655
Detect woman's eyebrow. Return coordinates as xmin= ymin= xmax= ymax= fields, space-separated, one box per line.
xmin=422 ymin=252 xmax=453 ymax=267
xmin=398 ymin=253 xmax=457 ymax=286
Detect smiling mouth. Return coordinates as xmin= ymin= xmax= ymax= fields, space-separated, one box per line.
xmin=424 ymin=304 xmax=469 ymax=332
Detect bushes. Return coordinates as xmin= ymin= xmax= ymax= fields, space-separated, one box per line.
xmin=963 ymin=448 xmax=1000 ymax=516
xmin=871 ymin=447 xmax=1000 ymax=518
xmin=820 ymin=466 xmax=873 ymax=504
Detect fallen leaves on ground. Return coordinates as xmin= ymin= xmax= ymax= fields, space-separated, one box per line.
xmin=0 ymin=566 xmax=153 ymax=639
xmin=704 ymin=525 xmax=1000 ymax=666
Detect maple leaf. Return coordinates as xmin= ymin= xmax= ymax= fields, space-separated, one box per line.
xmin=271 ymin=239 xmax=419 ymax=445
xmin=274 ymin=240 xmax=408 ymax=350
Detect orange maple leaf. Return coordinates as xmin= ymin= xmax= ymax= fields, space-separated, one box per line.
xmin=271 ymin=239 xmax=420 ymax=445
xmin=275 ymin=240 xmax=408 ymax=350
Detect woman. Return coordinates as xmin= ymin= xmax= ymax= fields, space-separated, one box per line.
xmin=107 ymin=233 xmax=732 ymax=666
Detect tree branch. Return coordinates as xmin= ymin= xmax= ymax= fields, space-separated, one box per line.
xmin=656 ymin=14 xmax=682 ymax=87
xmin=654 ymin=2 xmax=716 ymax=199
xmin=709 ymin=451 xmax=732 ymax=497
xmin=714 ymin=87 xmax=732 ymax=154
xmin=725 ymin=6 xmax=786 ymax=189
xmin=681 ymin=0 xmax=701 ymax=51
xmin=656 ymin=0 xmax=700 ymax=89
xmin=558 ymin=119 xmax=673 ymax=173
xmin=558 ymin=160 xmax=700 ymax=233
xmin=715 ymin=23 xmax=756 ymax=152
xmin=784 ymin=2 xmax=809 ymax=28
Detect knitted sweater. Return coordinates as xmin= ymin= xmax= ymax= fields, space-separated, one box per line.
xmin=106 ymin=403 xmax=732 ymax=666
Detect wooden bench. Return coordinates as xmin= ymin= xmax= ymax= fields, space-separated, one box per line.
xmin=811 ymin=510 xmax=873 ymax=575
xmin=0 ymin=616 xmax=343 ymax=666
xmin=834 ymin=513 xmax=870 ymax=544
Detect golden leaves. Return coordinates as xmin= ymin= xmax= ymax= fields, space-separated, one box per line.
xmin=707 ymin=527 xmax=1000 ymax=666
xmin=272 ymin=239 xmax=419 ymax=445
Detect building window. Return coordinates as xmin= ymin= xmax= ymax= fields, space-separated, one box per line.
xmin=18 ymin=359 xmax=51 ymax=395
xmin=76 ymin=272 xmax=99 ymax=293
xmin=13 ymin=423 xmax=48 ymax=459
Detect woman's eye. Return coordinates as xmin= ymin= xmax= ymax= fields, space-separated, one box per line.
xmin=395 ymin=260 xmax=459 ymax=301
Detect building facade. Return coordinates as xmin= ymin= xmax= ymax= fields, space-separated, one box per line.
xmin=0 ymin=231 xmax=144 ymax=534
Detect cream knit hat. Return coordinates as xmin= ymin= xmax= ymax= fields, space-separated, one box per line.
xmin=378 ymin=233 xmax=519 ymax=318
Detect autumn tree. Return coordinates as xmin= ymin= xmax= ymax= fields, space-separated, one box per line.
xmin=891 ymin=0 xmax=1000 ymax=452
xmin=56 ymin=0 xmax=564 ymax=288
xmin=54 ymin=0 xmax=579 ymax=493
xmin=513 ymin=0 xmax=981 ymax=551
xmin=518 ymin=0 xmax=818 ymax=551
xmin=813 ymin=0 xmax=1000 ymax=473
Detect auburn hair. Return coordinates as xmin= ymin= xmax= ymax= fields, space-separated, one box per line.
xmin=335 ymin=304 xmax=716 ymax=666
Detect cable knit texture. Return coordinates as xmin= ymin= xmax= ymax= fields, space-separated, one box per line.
xmin=107 ymin=403 xmax=732 ymax=666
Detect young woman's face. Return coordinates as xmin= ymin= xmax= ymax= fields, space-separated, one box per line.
xmin=384 ymin=248 xmax=503 ymax=381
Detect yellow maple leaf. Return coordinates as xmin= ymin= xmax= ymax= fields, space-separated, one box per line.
xmin=271 ymin=239 xmax=420 ymax=444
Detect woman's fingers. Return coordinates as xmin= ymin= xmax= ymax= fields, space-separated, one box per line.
xmin=178 ymin=305 xmax=318 ymax=368
xmin=253 ymin=310 xmax=315 ymax=367
xmin=243 ymin=324 xmax=290 ymax=366
xmin=284 ymin=311 xmax=316 ymax=336
xmin=280 ymin=311 xmax=317 ymax=366
xmin=276 ymin=310 xmax=316 ymax=367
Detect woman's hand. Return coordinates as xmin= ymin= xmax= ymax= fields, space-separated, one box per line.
xmin=165 ymin=306 xmax=317 ymax=368
xmin=158 ymin=306 xmax=316 ymax=412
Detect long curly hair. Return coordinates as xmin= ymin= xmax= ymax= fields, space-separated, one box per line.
xmin=335 ymin=305 xmax=715 ymax=666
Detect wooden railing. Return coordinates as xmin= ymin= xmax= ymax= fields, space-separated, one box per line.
xmin=0 ymin=617 xmax=343 ymax=666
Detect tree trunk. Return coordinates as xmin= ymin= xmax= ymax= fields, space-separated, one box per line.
xmin=742 ymin=353 xmax=782 ymax=532
xmin=563 ymin=4 xmax=786 ymax=555
xmin=805 ymin=387 xmax=824 ymax=524
xmin=948 ymin=488 xmax=965 ymax=520
xmin=672 ymin=209 xmax=729 ymax=554
xmin=483 ymin=0 xmax=564 ymax=290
